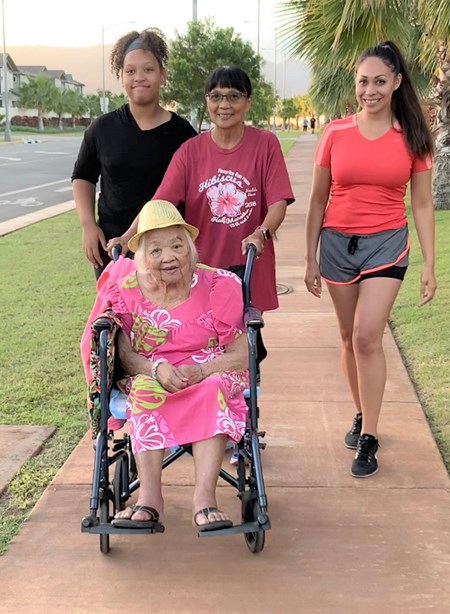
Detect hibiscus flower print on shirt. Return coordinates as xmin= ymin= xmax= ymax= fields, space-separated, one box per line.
xmin=206 ymin=182 xmax=246 ymax=218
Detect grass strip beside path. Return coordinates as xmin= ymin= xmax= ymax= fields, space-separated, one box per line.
xmin=390 ymin=209 xmax=450 ymax=466
xmin=0 ymin=212 xmax=94 ymax=553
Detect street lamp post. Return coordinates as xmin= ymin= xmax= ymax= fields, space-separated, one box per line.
xmin=190 ymin=0 xmax=198 ymax=130
xmin=256 ymin=0 xmax=260 ymax=56
xmin=1 ymin=0 xmax=11 ymax=141
xmin=272 ymin=30 xmax=278 ymax=133
xmin=101 ymin=21 xmax=135 ymax=114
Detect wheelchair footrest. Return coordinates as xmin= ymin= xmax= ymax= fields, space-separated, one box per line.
xmin=197 ymin=518 xmax=270 ymax=538
xmin=81 ymin=521 xmax=165 ymax=535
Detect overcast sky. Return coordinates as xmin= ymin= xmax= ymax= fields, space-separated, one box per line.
xmin=3 ymin=0 xmax=287 ymax=62
xmin=3 ymin=1 xmax=309 ymax=96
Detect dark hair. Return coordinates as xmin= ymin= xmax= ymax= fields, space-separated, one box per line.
xmin=355 ymin=41 xmax=434 ymax=158
xmin=204 ymin=66 xmax=252 ymax=96
xmin=110 ymin=28 xmax=168 ymax=77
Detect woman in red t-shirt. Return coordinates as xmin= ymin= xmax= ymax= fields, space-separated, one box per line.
xmin=304 ymin=41 xmax=436 ymax=478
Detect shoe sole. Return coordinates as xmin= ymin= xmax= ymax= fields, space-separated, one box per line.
xmin=344 ymin=441 xmax=358 ymax=450
xmin=350 ymin=466 xmax=379 ymax=478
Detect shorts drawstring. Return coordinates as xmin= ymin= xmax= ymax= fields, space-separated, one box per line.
xmin=347 ymin=235 xmax=360 ymax=255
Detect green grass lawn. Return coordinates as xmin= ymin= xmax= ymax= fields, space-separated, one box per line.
xmin=0 ymin=176 xmax=449 ymax=555
xmin=0 ymin=212 xmax=95 ymax=553
xmin=390 ymin=208 xmax=450 ymax=466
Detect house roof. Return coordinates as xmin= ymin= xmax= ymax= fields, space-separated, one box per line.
xmin=17 ymin=65 xmax=47 ymax=74
xmin=0 ymin=55 xmax=19 ymax=72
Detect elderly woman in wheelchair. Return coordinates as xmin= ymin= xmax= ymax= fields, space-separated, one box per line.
xmin=81 ymin=200 xmax=249 ymax=533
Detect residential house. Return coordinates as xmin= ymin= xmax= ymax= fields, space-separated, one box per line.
xmin=1 ymin=54 xmax=84 ymax=121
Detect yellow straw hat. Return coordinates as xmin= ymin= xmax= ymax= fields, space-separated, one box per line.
xmin=128 ymin=200 xmax=199 ymax=253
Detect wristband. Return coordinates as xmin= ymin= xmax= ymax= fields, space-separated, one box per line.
xmin=151 ymin=357 xmax=168 ymax=381
xmin=257 ymin=226 xmax=271 ymax=242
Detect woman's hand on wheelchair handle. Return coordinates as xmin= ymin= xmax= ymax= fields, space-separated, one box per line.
xmin=242 ymin=232 xmax=264 ymax=257
xmin=106 ymin=232 xmax=133 ymax=259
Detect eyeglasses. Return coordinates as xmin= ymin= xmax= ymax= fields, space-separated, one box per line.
xmin=206 ymin=91 xmax=248 ymax=104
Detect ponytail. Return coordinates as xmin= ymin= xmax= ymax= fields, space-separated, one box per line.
xmin=356 ymin=41 xmax=434 ymax=159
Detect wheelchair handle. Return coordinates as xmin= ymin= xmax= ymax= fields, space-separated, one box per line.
xmin=243 ymin=243 xmax=257 ymax=306
xmin=111 ymin=244 xmax=122 ymax=262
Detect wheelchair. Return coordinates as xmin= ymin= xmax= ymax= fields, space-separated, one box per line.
xmin=81 ymin=244 xmax=270 ymax=554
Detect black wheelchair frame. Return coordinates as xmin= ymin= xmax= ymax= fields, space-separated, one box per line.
xmin=81 ymin=244 xmax=270 ymax=554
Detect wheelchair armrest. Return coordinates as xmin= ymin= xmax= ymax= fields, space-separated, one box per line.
xmin=244 ymin=304 xmax=264 ymax=330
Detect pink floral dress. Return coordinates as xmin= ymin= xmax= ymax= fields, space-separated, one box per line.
xmin=81 ymin=258 xmax=248 ymax=453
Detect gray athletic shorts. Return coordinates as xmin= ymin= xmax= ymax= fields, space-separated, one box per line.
xmin=319 ymin=226 xmax=409 ymax=285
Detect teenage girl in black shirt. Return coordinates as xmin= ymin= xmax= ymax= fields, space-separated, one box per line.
xmin=72 ymin=28 xmax=196 ymax=278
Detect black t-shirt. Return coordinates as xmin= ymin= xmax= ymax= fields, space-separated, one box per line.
xmin=71 ymin=106 xmax=196 ymax=239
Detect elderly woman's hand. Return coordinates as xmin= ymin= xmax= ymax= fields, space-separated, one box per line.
xmin=177 ymin=364 xmax=206 ymax=386
xmin=155 ymin=361 xmax=189 ymax=392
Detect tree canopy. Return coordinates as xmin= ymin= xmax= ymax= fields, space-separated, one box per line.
xmin=162 ymin=19 xmax=273 ymax=129
xmin=18 ymin=76 xmax=59 ymax=131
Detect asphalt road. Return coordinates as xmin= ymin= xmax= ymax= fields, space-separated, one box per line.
xmin=0 ymin=135 xmax=83 ymax=223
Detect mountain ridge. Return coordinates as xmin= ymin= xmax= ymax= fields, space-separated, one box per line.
xmin=9 ymin=45 xmax=309 ymax=97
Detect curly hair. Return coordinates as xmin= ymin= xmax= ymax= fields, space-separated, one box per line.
xmin=110 ymin=28 xmax=168 ymax=78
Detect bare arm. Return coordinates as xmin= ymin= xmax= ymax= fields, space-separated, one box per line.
xmin=118 ymin=329 xmax=248 ymax=391
xmin=410 ymin=169 xmax=437 ymax=305
xmin=72 ymin=178 xmax=107 ymax=268
xmin=304 ymin=164 xmax=331 ymax=297
xmin=242 ymin=200 xmax=288 ymax=256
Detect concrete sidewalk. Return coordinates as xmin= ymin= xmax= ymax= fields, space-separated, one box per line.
xmin=1 ymin=137 xmax=450 ymax=613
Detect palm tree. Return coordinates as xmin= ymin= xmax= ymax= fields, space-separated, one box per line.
xmin=278 ymin=0 xmax=450 ymax=208
xmin=63 ymin=90 xmax=87 ymax=128
xmin=109 ymin=93 xmax=127 ymax=111
xmin=85 ymin=95 xmax=101 ymax=121
xmin=417 ymin=1 xmax=450 ymax=209
xmin=280 ymin=97 xmax=299 ymax=130
xmin=51 ymin=90 xmax=75 ymax=130
xmin=18 ymin=75 xmax=59 ymax=131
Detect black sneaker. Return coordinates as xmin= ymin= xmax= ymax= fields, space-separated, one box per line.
xmin=344 ymin=413 xmax=362 ymax=449
xmin=351 ymin=434 xmax=379 ymax=478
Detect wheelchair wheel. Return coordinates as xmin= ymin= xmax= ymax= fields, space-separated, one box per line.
xmin=99 ymin=497 xmax=110 ymax=554
xmin=243 ymin=498 xmax=265 ymax=554
xmin=113 ymin=455 xmax=128 ymax=512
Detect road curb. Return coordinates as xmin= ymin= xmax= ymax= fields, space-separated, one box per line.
xmin=0 ymin=200 xmax=75 ymax=237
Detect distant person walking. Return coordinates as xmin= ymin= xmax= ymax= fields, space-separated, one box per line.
xmin=304 ymin=41 xmax=436 ymax=478
xmin=302 ymin=117 xmax=308 ymax=133
xmin=71 ymin=28 xmax=196 ymax=279
xmin=310 ymin=116 xmax=316 ymax=134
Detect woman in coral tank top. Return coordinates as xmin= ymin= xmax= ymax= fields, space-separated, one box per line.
xmin=304 ymin=42 xmax=436 ymax=478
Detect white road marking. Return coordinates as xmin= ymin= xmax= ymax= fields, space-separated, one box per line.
xmin=0 ymin=179 xmax=68 ymax=197
xmin=0 ymin=197 xmax=43 ymax=207
xmin=0 ymin=156 xmax=21 ymax=161
xmin=34 ymin=150 xmax=67 ymax=155
xmin=54 ymin=186 xmax=72 ymax=193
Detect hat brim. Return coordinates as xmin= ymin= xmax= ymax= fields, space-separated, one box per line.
xmin=128 ymin=222 xmax=199 ymax=253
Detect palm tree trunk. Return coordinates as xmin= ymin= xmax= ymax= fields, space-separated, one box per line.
xmin=431 ymin=45 xmax=450 ymax=210
xmin=37 ymin=107 xmax=44 ymax=132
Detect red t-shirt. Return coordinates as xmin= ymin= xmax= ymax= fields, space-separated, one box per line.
xmin=314 ymin=115 xmax=432 ymax=234
xmin=153 ymin=126 xmax=295 ymax=311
